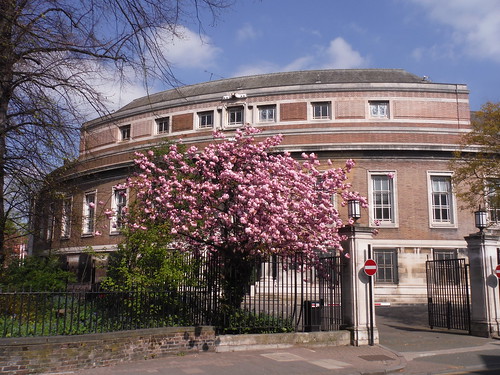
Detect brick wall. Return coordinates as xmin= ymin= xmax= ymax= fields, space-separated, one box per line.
xmin=280 ymin=102 xmax=307 ymax=121
xmin=172 ymin=113 xmax=193 ymax=132
xmin=0 ymin=326 xmax=216 ymax=375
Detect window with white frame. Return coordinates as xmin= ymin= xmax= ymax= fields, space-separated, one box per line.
xmin=369 ymin=101 xmax=389 ymax=118
xmin=487 ymin=180 xmax=500 ymax=224
xmin=119 ymin=125 xmax=131 ymax=141
xmin=258 ymin=105 xmax=276 ymax=122
xmin=374 ymin=249 xmax=398 ymax=284
xmin=228 ymin=106 xmax=244 ymax=126
xmin=429 ymin=174 xmax=455 ymax=225
xmin=369 ymin=172 xmax=396 ymax=225
xmin=198 ymin=111 xmax=214 ymax=129
xmin=111 ymin=188 xmax=127 ymax=232
xmin=61 ymin=197 xmax=72 ymax=239
xmin=312 ymin=102 xmax=331 ymax=119
xmin=82 ymin=191 xmax=96 ymax=235
xmin=156 ymin=118 xmax=169 ymax=134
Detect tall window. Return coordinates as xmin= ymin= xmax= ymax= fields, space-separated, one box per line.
xmin=119 ymin=125 xmax=131 ymax=141
xmin=198 ymin=111 xmax=214 ymax=129
xmin=156 ymin=118 xmax=169 ymax=134
xmin=82 ymin=191 xmax=96 ymax=235
xmin=374 ymin=249 xmax=398 ymax=284
xmin=312 ymin=102 xmax=331 ymax=119
xmin=228 ymin=106 xmax=244 ymax=126
xmin=111 ymin=188 xmax=127 ymax=232
xmin=370 ymin=174 xmax=395 ymax=225
xmin=61 ymin=197 xmax=72 ymax=239
xmin=487 ymin=180 xmax=500 ymax=224
xmin=430 ymin=175 xmax=454 ymax=225
xmin=258 ymin=105 xmax=276 ymax=122
xmin=369 ymin=101 xmax=389 ymax=118
xmin=46 ymin=202 xmax=55 ymax=241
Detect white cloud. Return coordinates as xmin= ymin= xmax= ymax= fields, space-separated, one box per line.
xmin=237 ymin=24 xmax=260 ymax=42
xmin=411 ymin=0 xmax=500 ymax=61
xmin=159 ymin=25 xmax=222 ymax=68
xmin=283 ymin=56 xmax=315 ymax=72
xmin=232 ymin=37 xmax=367 ymax=78
xmin=319 ymin=37 xmax=367 ymax=69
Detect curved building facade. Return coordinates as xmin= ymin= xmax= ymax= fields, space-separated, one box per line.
xmin=33 ymin=69 xmax=480 ymax=302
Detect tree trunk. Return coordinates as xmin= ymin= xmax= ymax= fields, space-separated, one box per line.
xmin=219 ymin=250 xmax=257 ymax=329
xmin=0 ymin=0 xmax=15 ymax=265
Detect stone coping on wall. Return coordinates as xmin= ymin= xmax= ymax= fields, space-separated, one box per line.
xmin=0 ymin=326 xmax=216 ymax=375
xmin=0 ymin=327 xmax=353 ymax=374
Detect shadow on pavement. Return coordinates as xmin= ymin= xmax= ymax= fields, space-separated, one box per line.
xmin=376 ymin=304 xmax=495 ymax=353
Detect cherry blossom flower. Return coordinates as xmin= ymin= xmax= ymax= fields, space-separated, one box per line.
xmin=125 ymin=126 xmax=367 ymax=263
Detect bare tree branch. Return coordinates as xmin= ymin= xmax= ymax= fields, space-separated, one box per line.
xmin=0 ymin=0 xmax=233 ymax=263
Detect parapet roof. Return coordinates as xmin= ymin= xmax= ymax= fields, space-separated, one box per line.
xmin=117 ymin=69 xmax=428 ymax=113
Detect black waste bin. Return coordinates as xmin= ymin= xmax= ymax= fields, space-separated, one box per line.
xmin=303 ymin=300 xmax=322 ymax=332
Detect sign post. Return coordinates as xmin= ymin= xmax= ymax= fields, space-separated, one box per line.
xmin=364 ymin=256 xmax=377 ymax=346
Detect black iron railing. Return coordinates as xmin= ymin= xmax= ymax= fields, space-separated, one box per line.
xmin=1 ymin=253 xmax=343 ymax=337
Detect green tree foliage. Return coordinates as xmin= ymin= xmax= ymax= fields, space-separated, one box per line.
xmin=451 ymin=102 xmax=500 ymax=210
xmin=0 ymin=256 xmax=75 ymax=290
xmin=102 ymin=225 xmax=193 ymax=291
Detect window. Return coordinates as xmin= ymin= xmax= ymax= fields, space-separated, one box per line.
xmin=433 ymin=249 xmax=457 ymax=260
xmin=82 ymin=191 xmax=96 ymax=235
xmin=370 ymin=173 xmax=396 ymax=225
xmin=487 ymin=180 xmax=500 ymax=224
xmin=374 ymin=249 xmax=398 ymax=284
xmin=119 ymin=125 xmax=131 ymax=141
xmin=312 ymin=102 xmax=331 ymax=119
xmin=228 ymin=106 xmax=244 ymax=126
xmin=429 ymin=175 xmax=455 ymax=225
xmin=258 ymin=105 xmax=276 ymax=122
xmin=369 ymin=101 xmax=389 ymax=118
xmin=431 ymin=252 xmax=461 ymax=285
xmin=156 ymin=118 xmax=169 ymax=134
xmin=198 ymin=111 xmax=214 ymax=129
xmin=111 ymin=188 xmax=127 ymax=232
xmin=61 ymin=197 xmax=72 ymax=239
xmin=46 ymin=202 xmax=55 ymax=241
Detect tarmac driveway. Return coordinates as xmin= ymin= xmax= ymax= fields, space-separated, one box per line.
xmin=376 ymin=304 xmax=500 ymax=374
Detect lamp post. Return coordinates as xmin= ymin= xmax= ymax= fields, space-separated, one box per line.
xmin=348 ymin=199 xmax=361 ymax=223
xmin=474 ymin=207 xmax=488 ymax=233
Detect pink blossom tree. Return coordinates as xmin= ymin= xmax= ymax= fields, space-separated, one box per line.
xmin=125 ymin=127 xmax=366 ymax=311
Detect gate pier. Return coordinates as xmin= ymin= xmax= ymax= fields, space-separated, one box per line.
xmin=465 ymin=232 xmax=500 ymax=338
xmin=340 ymin=225 xmax=377 ymax=346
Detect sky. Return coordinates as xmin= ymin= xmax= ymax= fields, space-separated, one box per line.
xmin=109 ymin=0 xmax=500 ymax=112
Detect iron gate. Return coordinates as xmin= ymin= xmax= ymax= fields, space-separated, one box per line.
xmin=426 ymin=258 xmax=471 ymax=332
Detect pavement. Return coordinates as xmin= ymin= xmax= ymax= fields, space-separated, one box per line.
xmin=63 ymin=305 xmax=500 ymax=375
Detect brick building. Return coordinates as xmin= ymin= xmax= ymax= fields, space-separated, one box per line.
xmin=32 ymin=69 xmax=489 ymax=303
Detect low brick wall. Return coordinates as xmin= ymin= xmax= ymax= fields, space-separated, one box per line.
xmin=0 ymin=326 xmax=216 ymax=374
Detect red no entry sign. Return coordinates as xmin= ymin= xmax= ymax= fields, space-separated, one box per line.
xmin=495 ymin=265 xmax=500 ymax=279
xmin=364 ymin=259 xmax=378 ymax=276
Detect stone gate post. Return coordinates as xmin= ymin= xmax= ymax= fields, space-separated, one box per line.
xmin=340 ymin=225 xmax=377 ymax=346
xmin=465 ymin=232 xmax=500 ymax=337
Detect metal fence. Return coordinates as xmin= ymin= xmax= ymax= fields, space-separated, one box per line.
xmin=426 ymin=258 xmax=471 ymax=332
xmin=0 ymin=253 xmax=343 ymax=337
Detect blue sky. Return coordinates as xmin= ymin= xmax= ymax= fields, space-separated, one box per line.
xmin=110 ymin=0 xmax=500 ymax=112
